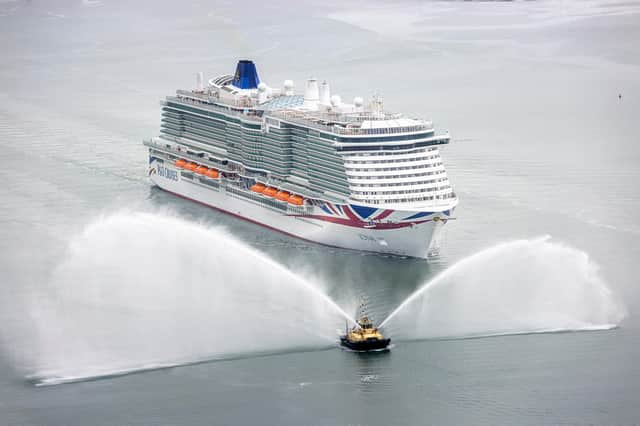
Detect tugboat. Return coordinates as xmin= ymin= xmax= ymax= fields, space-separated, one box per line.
xmin=340 ymin=311 xmax=391 ymax=352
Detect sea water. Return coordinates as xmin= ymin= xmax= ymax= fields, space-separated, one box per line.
xmin=1 ymin=0 xmax=639 ymax=424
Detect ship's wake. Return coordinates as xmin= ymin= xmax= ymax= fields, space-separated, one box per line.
xmin=29 ymin=347 xmax=335 ymax=387
xmin=14 ymin=213 xmax=626 ymax=386
xmin=24 ymin=211 xmax=354 ymax=386
xmin=379 ymin=236 xmax=626 ymax=340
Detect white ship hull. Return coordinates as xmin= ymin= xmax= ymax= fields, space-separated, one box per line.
xmin=149 ymin=159 xmax=455 ymax=258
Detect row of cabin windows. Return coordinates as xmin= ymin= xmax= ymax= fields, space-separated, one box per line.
xmin=163 ymin=112 xmax=227 ymax=130
xmin=260 ymin=134 xmax=291 ymax=145
xmin=344 ymin=154 xmax=440 ymax=165
xmin=306 ymin=140 xmax=338 ymax=151
xmin=163 ymin=125 xmax=219 ymax=144
xmin=177 ymin=123 xmax=225 ymax=139
xmin=352 ymin=185 xmax=452 ymax=196
xmin=348 ymin=162 xmax=444 ymax=173
xmin=174 ymin=127 xmax=291 ymax=161
xmin=318 ymin=131 xmax=437 ymax=143
xmin=348 ymin=169 xmax=446 ymax=180
xmin=163 ymin=114 xmax=227 ymax=132
xmin=242 ymin=145 xmax=290 ymax=154
xmin=354 ymin=192 xmax=456 ymax=204
xmin=350 ymin=177 xmax=449 ymax=188
xmin=166 ymin=101 xmax=262 ymax=129
xmin=308 ymin=170 xmax=350 ymax=187
xmin=349 ymin=147 xmax=438 ymax=157
xmin=180 ymin=127 xmax=227 ymax=145
xmin=336 ymin=139 xmax=449 ymax=155
xmin=165 ymin=127 xmax=342 ymax=181
xmin=307 ymin=154 xmax=345 ymax=170
xmin=243 ymin=155 xmax=291 ymax=166
xmin=311 ymin=181 xmax=350 ymax=195
xmin=165 ymin=102 xmax=242 ymax=126
xmin=337 ymin=139 xmax=448 ymax=152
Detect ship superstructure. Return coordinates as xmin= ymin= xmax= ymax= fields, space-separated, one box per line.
xmin=145 ymin=60 xmax=458 ymax=257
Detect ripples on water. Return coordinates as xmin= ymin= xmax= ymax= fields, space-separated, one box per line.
xmin=0 ymin=0 xmax=639 ymax=424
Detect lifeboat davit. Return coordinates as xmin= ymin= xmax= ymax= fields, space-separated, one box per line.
xmin=205 ymin=169 xmax=219 ymax=179
xmin=195 ymin=165 xmax=209 ymax=175
xmin=175 ymin=159 xmax=187 ymax=168
xmin=287 ymin=194 xmax=304 ymax=206
xmin=263 ymin=187 xmax=278 ymax=197
xmin=275 ymin=191 xmax=290 ymax=201
xmin=185 ymin=162 xmax=198 ymax=171
xmin=251 ymin=183 xmax=266 ymax=193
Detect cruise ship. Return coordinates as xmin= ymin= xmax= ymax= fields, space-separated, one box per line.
xmin=144 ymin=60 xmax=457 ymax=258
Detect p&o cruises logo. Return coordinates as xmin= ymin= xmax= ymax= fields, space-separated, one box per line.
xmin=155 ymin=164 xmax=178 ymax=181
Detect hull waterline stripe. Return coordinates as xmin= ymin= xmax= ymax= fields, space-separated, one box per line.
xmin=155 ymin=186 xmax=420 ymax=255
xmin=288 ymin=215 xmax=429 ymax=230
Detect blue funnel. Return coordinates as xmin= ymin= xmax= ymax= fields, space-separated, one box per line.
xmin=231 ymin=60 xmax=260 ymax=90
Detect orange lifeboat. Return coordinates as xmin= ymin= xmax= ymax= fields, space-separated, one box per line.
xmin=205 ymin=169 xmax=219 ymax=179
xmin=175 ymin=159 xmax=187 ymax=168
xmin=185 ymin=162 xmax=198 ymax=171
xmin=195 ymin=165 xmax=209 ymax=175
xmin=287 ymin=194 xmax=304 ymax=206
xmin=263 ymin=187 xmax=278 ymax=197
xmin=275 ymin=191 xmax=290 ymax=202
xmin=250 ymin=183 xmax=266 ymax=193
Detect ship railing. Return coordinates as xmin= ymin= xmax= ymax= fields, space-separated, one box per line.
xmin=270 ymin=111 xmax=431 ymax=136
xmin=172 ymin=92 xmax=262 ymax=122
xmin=334 ymin=125 xmax=431 ymax=136
xmin=144 ymin=138 xmax=235 ymax=174
xmin=350 ymin=191 xmax=457 ymax=207
xmin=224 ymin=185 xmax=312 ymax=215
xmin=272 ymin=108 xmax=407 ymax=123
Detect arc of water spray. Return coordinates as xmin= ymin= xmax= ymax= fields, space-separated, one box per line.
xmin=23 ymin=211 xmax=362 ymax=385
xmin=170 ymin=213 xmax=360 ymax=329
xmin=138 ymin=212 xmax=359 ymax=327
xmin=378 ymin=236 xmax=553 ymax=328
xmin=255 ymin=252 xmax=359 ymax=328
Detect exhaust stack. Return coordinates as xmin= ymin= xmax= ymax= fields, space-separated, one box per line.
xmin=231 ymin=60 xmax=260 ymax=90
xmin=319 ymin=80 xmax=331 ymax=106
xmin=195 ymin=72 xmax=204 ymax=92
xmin=303 ymin=78 xmax=320 ymax=110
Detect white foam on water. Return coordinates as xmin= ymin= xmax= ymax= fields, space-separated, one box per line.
xmin=16 ymin=218 xmax=626 ymax=385
xmin=380 ymin=236 xmax=626 ymax=340
xmin=25 ymin=211 xmax=355 ymax=385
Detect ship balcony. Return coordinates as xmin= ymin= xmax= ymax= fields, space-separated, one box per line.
xmin=350 ymin=192 xmax=458 ymax=209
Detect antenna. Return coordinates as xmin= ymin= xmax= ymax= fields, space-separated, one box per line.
xmin=371 ymin=91 xmax=384 ymax=118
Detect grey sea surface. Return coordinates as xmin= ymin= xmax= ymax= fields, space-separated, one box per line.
xmin=1 ymin=0 xmax=639 ymax=424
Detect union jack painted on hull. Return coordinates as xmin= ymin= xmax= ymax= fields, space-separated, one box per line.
xmin=293 ymin=203 xmax=451 ymax=230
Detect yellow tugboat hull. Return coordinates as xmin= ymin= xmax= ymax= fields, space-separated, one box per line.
xmin=339 ymin=336 xmax=391 ymax=351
